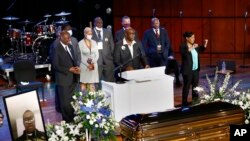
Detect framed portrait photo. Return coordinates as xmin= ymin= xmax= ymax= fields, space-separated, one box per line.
xmin=3 ymin=90 xmax=47 ymax=141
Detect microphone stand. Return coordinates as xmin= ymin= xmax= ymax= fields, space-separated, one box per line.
xmin=114 ymin=53 xmax=141 ymax=84
xmin=239 ymin=10 xmax=250 ymax=68
xmin=207 ymin=9 xmax=216 ymax=68
xmin=179 ymin=10 xmax=183 ymax=42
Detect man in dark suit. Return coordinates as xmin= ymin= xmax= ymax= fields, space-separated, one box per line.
xmin=50 ymin=24 xmax=81 ymax=113
xmin=114 ymin=16 xmax=139 ymax=43
xmin=180 ymin=31 xmax=208 ymax=107
xmin=92 ymin=17 xmax=115 ymax=83
xmin=142 ymin=17 xmax=170 ymax=68
xmin=114 ymin=27 xmax=149 ymax=72
xmin=51 ymin=31 xmax=80 ymax=122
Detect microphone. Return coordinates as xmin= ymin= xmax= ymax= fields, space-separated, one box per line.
xmin=208 ymin=9 xmax=212 ymax=16
xmin=179 ymin=10 xmax=183 ymax=17
xmin=114 ymin=52 xmax=141 ymax=72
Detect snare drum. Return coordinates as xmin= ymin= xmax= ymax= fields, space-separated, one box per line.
xmin=7 ymin=28 xmax=21 ymax=39
xmin=22 ymin=32 xmax=33 ymax=46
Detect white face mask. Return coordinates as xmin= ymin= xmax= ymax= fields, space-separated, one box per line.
xmin=86 ymin=35 xmax=92 ymax=40
xmin=95 ymin=27 xmax=102 ymax=31
xmin=67 ymin=30 xmax=73 ymax=36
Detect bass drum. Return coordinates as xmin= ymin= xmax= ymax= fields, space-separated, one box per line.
xmin=32 ymin=36 xmax=54 ymax=63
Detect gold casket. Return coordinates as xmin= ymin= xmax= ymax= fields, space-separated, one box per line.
xmin=120 ymin=102 xmax=244 ymax=141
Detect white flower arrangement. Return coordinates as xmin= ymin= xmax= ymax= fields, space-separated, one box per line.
xmin=194 ymin=69 xmax=250 ymax=124
xmin=46 ymin=121 xmax=85 ymax=141
xmin=71 ymin=90 xmax=118 ymax=141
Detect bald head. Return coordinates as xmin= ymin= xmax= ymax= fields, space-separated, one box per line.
xmin=94 ymin=17 xmax=103 ymax=28
xmin=125 ymin=27 xmax=135 ymax=42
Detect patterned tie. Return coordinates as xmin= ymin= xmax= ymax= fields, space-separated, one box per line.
xmin=97 ymin=30 xmax=102 ymax=41
xmin=155 ymin=29 xmax=160 ymax=39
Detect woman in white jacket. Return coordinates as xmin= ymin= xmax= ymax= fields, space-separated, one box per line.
xmin=78 ymin=27 xmax=99 ymax=91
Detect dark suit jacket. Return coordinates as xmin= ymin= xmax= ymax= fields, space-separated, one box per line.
xmin=142 ymin=28 xmax=170 ymax=65
xmin=114 ymin=28 xmax=139 ymax=43
xmin=92 ymin=28 xmax=114 ymax=67
xmin=114 ymin=40 xmax=148 ymax=71
xmin=180 ymin=43 xmax=206 ymax=75
xmin=70 ymin=37 xmax=81 ymax=67
xmin=50 ymin=37 xmax=81 ymax=66
xmin=51 ymin=41 xmax=77 ymax=86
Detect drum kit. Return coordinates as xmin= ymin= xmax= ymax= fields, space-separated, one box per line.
xmin=1 ymin=11 xmax=71 ymax=64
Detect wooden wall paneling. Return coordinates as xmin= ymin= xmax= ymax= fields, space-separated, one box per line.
xmin=235 ymin=0 xmax=250 ymax=17
xmin=170 ymin=0 xmax=184 ymax=17
xmin=181 ymin=19 xmax=203 ymax=42
xmin=202 ymin=0 xmax=235 ymax=17
xmin=235 ymin=19 xmax=245 ymax=54
xmin=169 ymin=18 xmax=182 ymax=52
xmin=113 ymin=17 xmax=121 ymax=34
xmin=181 ymin=0 xmax=202 ymax=17
xmin=211 ymin=19 xmax=235 ymax=53
xmin=113 ymin=0 xmax=249 ymax=60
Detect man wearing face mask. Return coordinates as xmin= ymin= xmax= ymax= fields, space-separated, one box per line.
xmin=114 ymin=16 xmax=139 ymax=43
xmin=92 ymin=17 xmax=115 ymax=83
xmin=61 ymin=24 xmax=81 ymax=67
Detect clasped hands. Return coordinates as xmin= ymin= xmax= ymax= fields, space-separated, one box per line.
xmin=69 ymin=67 xmax=81 ymax=74
xmin=87 ymin=63 xmax=95 ymax=71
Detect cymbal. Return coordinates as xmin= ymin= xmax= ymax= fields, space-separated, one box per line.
xmin=55 ymin=20 xmax=69 ymax=24
xmin=18 ymin=19 xmax=33 ymax=24
xmin=44 ymin=14 xmax=52 ymax=18
xmin=55 ymin=11 xmax=71 ymax=16
xmin=2 ymin=16 xmax=19 ymax=20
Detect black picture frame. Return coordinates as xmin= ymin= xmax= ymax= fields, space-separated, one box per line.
xmin=3 ymin=90 xmax=47 ymax=140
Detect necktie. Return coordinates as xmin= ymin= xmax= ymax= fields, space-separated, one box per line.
xmin=97 ymin=30 xmax=102 ymax=41
xmin=155 ymin=29 xmax=160 ymax=39
xmin=65 ymin=45 xmax=73 ymax=59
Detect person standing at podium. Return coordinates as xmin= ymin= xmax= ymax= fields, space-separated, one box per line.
xmin=180 ymin=31 xmax=208 ymax=107
xmin=114 ymin=27 xmax=149 ymax=72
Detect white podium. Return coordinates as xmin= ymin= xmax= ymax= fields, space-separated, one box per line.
xmin=102 ymin=66 xmax=174 ymax=122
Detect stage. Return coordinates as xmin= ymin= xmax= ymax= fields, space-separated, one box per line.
xmin=0 ymin=58 xmax=51 ymax=86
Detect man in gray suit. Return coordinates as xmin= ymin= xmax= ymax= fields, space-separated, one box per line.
xmin=92 ymin=17 xmax=115 ymax=83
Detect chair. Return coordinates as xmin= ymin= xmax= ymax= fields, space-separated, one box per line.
xmin=13 ymin=60 xmax=44 ymax=101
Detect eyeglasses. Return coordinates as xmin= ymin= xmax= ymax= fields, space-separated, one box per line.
xmin=24 ymin=117 xmax=35 ymax=124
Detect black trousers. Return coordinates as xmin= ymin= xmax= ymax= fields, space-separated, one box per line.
xmin=57 ymin=83 xmax=77 ymax=122
xmin=182 ymin=70 xmax=199 ymax=106
xmin=165 ymin=59 xmax=180 ymax=82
